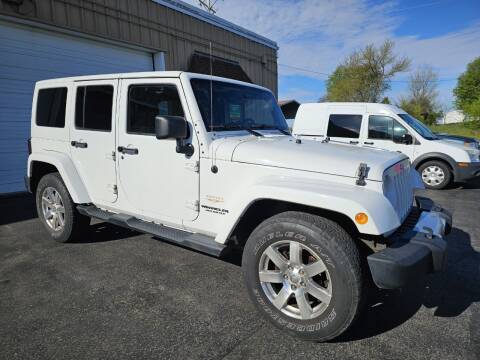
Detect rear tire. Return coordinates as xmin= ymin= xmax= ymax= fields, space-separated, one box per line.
xmin=36 ymin=173 xmax=90 ymax=243
xmin=418 ymin=160 xmax=452 ymax=190
xmin=242 ymin=211 xmax=364 ymax=341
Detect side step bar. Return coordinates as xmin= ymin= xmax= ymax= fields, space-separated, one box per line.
xmin=77 ymin=205 xmax=225 ymax=257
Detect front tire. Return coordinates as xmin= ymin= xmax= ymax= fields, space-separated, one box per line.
xmin=242 ymin=211 xmax=364 ymax=341
xmin=36 ymin=173 xmax=90 ymax=243
xmin=418 ymin=160 xmax=452 ymax=190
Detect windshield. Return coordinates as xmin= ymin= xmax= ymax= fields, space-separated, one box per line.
xmin=191 ymin=79 xmax=288 ymax=132
xmin=397 ymin=113 xmax=438 ymax=140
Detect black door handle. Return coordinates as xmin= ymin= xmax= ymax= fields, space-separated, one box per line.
xmin=364 ymin=141 xmax=374 ymax=145
xmin=71 ymin=141 xmax=88 ymax=148
xmin=118 ymin=146 xmax=139 ymax=155
xmin=349 ymin=140 xmax=359 ymax=145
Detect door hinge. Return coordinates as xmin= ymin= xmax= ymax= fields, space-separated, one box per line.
xmin=107 ymin=184 xmax=118 ymax=194
xmin=185 ymin=161 xmax=199 ymax=173
xmin=106 ymin=151 xmax=116 ymax=161
xmin=186 ymin=200 xmax=199 ymax=212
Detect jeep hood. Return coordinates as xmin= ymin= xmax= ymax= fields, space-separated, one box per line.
xmin=212 ymin=135 xmax=408 ymax=181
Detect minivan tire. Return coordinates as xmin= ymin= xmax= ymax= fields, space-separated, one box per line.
xmin=418 ymin=160 xmax=452 ymax=190
xmin=36 ymin=172 xmax=90 ymax=243
xmin=242 ymin=211 xmax=364 ymax=341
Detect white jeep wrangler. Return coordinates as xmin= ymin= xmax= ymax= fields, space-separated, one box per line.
xmin=26 ymin=72 xmax=452 ymax=341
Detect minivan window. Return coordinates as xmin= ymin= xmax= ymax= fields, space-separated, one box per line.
xmin=397 ymin=113 xmax=437 ymax=140
xmin=75 ymin=85 xmax=113 ymax=131
xmin=327 ymin=114 xmax=362 ymax=138
xmin=190 ymin=79 xmax=287 ymax=132
xmin=36 ymin=88 xmax=67 ymax=128
xmin=127 ymin=85 xmax=184 ymax=135
xmin=369 ymin=115 xmax=409 ymax=142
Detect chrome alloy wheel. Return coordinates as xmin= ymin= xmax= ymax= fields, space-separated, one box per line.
xmin=258 ymin=240 xmax=332 ymax=320
xmin=421 ymin=165 xmax=445 ymax=186
xmin=41 ymin=187 xmax=65 ymax=231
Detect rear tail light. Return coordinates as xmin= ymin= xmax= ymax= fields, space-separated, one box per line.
xmin=27 ymin=138 xmax=32 ymax=155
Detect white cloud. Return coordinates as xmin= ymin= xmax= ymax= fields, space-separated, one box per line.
xmin=182 ymin=0 xmax=480 ymax=106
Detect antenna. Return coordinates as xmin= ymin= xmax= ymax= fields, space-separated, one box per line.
xmin=209 ymin=41 xmax=215 ymax=170
xmin=198 ymin=0 xmax=222 ymax=14
xmin=209 ymin=41 xmax=213 ymax=134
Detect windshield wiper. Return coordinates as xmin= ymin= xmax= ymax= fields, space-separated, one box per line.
xmin=245 ymin=128 xmax=263 ymax=137
xmin=216 ymin=123 xmax=263 ymax=137
xmin=250 ymin=124 xmax=290 ymax=135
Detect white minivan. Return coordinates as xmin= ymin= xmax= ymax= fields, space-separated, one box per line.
xmin=293 ymin=103 xmax=480 ymax=189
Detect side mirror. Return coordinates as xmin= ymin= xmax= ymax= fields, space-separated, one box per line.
xmin=155 ymin=116 xmax=188 ymax=140
xmin=402 ymin=133 xmax=413 ymax=145
xmin=395 ymin=133 xmax=413 ymax=145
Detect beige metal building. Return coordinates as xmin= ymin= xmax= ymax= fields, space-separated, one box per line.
xmin=0 ymin=0 xmax=278 ymax=193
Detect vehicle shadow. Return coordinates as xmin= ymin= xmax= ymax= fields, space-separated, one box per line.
xmin=0 ymin=193 xmax=37 ymax=225
xmin=335 ymin=227 xmax=480 ymax=343
xmin=449 ymin=178 xmax=480 ymax=190
xmin=71 ymin=221 xmax=140 ymax=243
xmin=219 ymin=228 xmax=479 ymax=347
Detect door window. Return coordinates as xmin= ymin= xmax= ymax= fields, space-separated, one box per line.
xmin=127 ymin=85 xmax=184 ymax=135
xmin=36 ymin=88 xmax=67 ymax=128
xmin=326 ymin=114 xmax=362 ymax=138
xmin=368 ymin=115 xmax=408 ymax=143
xmin=75 ymin=86 xmax=114 ymax=131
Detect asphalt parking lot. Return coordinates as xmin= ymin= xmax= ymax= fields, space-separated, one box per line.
xmin=1 ymin=180 xmax=479 ymax=360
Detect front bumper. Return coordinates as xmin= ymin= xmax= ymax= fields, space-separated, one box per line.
xmin=454 ymin=161 xmax=480 ymax=182
xmin=367 ymin=196 xmax=452 ymax=289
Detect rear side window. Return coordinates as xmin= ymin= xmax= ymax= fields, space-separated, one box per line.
xmin=75 ymin=85 xmax=113 ymax=131
xmin=127 ymin=85 xmax=184 ymax=135
xmin=327 ymin=114 xmax=362 ymax=138
xmin=36 ymin=88 xmax=67 ymax=128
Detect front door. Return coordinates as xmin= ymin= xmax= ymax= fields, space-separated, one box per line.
xmin=70 ymin=80 xmax=118 ymax=204
xmin=362 ymin=114 xmax=416 ymax=159
xmin=116 ymin=78 xmax=199 ymax=224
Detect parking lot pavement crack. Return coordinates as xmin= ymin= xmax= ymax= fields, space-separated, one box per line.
xmin=213 ymin=323 xmax=267 ymax=360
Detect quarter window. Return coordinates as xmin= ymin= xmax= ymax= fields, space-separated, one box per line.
xmin=368 ymin=115 xmax=409 ymax=143
xmin=75 ymin=85 xmax=114 ymax=131
xmin=127 ymin=85 xmax=184 ymax=135
xmin=36 ymin=88 xmax=67 ymax=128
xmin=327 ymin=114 xmax=362 ymax=138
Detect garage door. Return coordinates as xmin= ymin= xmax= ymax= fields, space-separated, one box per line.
xmin=0 ymin=21 xmax=155 ymax=194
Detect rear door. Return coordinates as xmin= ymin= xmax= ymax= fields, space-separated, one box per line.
xmin=70 ymin=80 xmax=118 ymax=204
xmin=325 ymin=106 xmax=364 ymax=145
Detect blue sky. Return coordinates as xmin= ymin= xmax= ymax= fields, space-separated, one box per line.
xmin=184 ymin=0 xmax=480 ymax=108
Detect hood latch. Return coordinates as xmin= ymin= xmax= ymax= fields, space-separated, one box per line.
xmin=356 ymin=163 xmax=369 ymax=186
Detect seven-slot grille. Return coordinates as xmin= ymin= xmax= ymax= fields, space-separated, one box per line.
xmin=383 ymin=160 xmax=413 ymax=223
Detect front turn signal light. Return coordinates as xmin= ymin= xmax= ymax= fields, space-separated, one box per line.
xmin=355 ymin=212 xmax=369 ymax=225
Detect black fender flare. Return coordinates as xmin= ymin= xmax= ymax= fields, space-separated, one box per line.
xmin=412 ymin=152 xmax=458 ymax=179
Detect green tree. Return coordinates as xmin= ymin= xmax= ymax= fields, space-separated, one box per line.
xmin=381 ymin=97 xmax=391 ymax=104
xmin=326 ymin=40 xmax=410 ymax=102
xmin=398 ymin=65 xmax=441 ymax=125
xmin=454 ymin=57 xmax=480 ymax=119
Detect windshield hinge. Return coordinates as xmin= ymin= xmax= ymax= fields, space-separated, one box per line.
xmin=186 ymin=200 xmax=200 ymax=212
xmin=185 ymin=161 xmax=199 ymax=173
